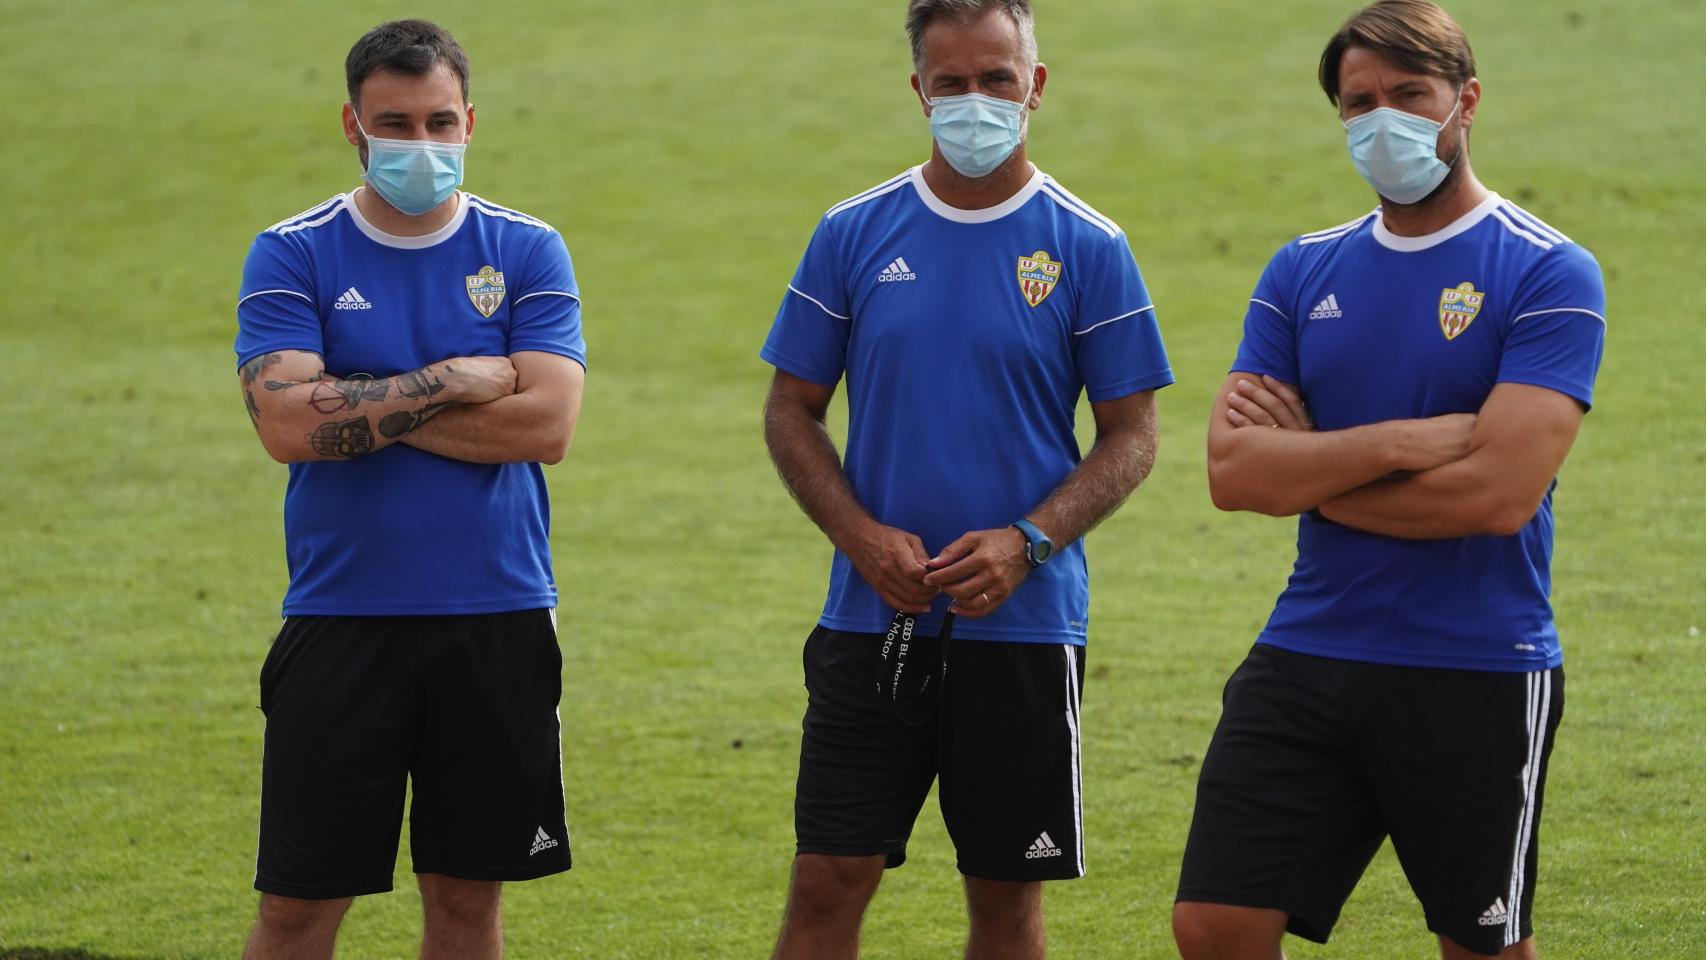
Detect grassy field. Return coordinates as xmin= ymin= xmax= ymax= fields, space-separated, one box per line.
xmin=2 ymin=0 xmax=1702 ymax=956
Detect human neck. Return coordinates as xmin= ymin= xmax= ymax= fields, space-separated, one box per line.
xmin=1379 ymin=163 xmax=1491 ymax=237
xmin=353 ymin=186 xmax=460 ymax=237
xmin=921 ymin=144 xmax=1034 ymax=210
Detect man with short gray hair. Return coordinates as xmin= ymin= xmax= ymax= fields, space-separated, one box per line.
xmin=762 ymin=2 xmax=1172 ymax=957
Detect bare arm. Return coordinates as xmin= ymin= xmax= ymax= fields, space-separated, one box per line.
xmin=923 ymin=389 xmax=1160 ymax=618
xmin=1317 ymin=383 xmax=1586 ymax=539
xmin=1207 ymin=372 xmax=1476 ymax=516
xmin=238 ymin=350 xmax=517 ymax=463
xmin=399 ymin=351 xmax=585 ymax=464
xmin=1031 ymin=389 xmax=1159 ymax=546
xmin=763 ymin=369 xmax=938 ymax=614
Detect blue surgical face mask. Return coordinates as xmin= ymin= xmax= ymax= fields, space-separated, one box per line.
xmin=1343 ymin=97 xmax=1461 ymax=205
xmin=355 ymin=117 xmax=466 ymax=216
xmin=926 ymin=78 xmax=1032 ymax=179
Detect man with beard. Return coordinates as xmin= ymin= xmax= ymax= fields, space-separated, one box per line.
xmin=1175 ymin=3 xmax=1605 ymax=958
xmin=234 ymin=20 xmax=584 ymax=960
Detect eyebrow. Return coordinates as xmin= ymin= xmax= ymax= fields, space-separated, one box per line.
xmin=370 ymin=109 xmax=462 ymax=121
xmin=930 ymin=68 xmax=1019 ymax=85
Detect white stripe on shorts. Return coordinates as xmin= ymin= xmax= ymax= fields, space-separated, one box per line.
xmin=1062 ymin=645 xmax=1085 ymax=876
xmin=1503 ymin=670 xmax=1551 ymax=946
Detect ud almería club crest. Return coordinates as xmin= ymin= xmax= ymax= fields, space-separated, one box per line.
xmin=1438 ymin=281 xmax=1486 ymax=340
xmin=1017 ymin=251 xmax=1062 ymax=307
xmin=466 ymin=265 xmax=507 ymax=318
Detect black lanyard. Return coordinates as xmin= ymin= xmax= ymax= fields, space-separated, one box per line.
xmin=877 ymin=609 xmax=956 ymax=725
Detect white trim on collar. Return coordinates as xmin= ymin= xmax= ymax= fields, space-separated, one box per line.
xmin=908 ymin=163 xmax=1045 ymax=224
xmin=1372 ymin=192 xmax=1503 ymax=252
xmin=345 ymin=188 xmax=470 ymax=250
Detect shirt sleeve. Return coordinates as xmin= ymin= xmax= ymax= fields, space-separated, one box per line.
xmin=508 ymin=229 xmax=587 ymax=368
xmin=1496 ymin=242 xmax=1606 ymax=410
xmin=760 ymin=215 xmax=851 ymax=387
xmin=1230 ymin=242 xmax=1301 ymax=384
xmin=1071 ymin=233 xmax=1175 ymax=402
xmin=234 ymin=231 xmax=321 ymax=368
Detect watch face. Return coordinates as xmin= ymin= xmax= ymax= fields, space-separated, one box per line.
xmin=1033 ymin=539 xmax=1053 ymax=563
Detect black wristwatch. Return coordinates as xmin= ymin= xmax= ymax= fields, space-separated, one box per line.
xmin=1011 ymin=519 xmax=1054 ymax=567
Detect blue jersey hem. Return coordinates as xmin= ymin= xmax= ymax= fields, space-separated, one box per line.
xmin=237 ymin=342 xmax=325 ymax=369
xmin=819 ymin=614 xmax=1086 ymax=646
xmin=760 ymin=346 xmax=841 ymax=387
xmin=1255 ymin=636 xmax=1563 ymax=672
xmin=1086 ymin=368 xmax=1175 ymax=403
xmin=509 ymin=343 xmax=588 ymax=369
xmin=1228 ymin=361 xmax=1291 ymax=380
xmin=282 ymin=594 xmax=559 ymax=618
xmin=1495 ymin=372 xmax=1593 ymax=411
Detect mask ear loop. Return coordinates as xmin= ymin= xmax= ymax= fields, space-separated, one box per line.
xmin=1437 ymin=88 xmax=1467 ymax=174
xmin=352 ymin=115 xmax=374 ymax=177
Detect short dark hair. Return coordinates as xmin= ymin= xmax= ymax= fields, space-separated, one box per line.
xmin=345 ymin=19 xmax=470 ymax=108
xmin=905 ymin=0 xmax=1036 ymax=71
xmin=1318 ymin=0 xmax=1475 ymax=106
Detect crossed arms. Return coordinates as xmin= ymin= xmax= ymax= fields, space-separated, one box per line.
xmin=239 ymin=349 xmax=584 ymax=464
xmin=1207 ymin=371 xmax=1585 ymax=539
xmin=763 ymin=369 xmax=1158 ymax=617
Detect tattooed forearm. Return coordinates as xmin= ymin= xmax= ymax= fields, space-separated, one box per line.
xmin=240 ymin=353 xmax=283 ymax=385
xmin=307 ymin=416 xmax=374 ymax=458
xmin=264 ymin=371 xmax=322 ymax=391
xmin=345 ymin=376 xmax=390 ymax=405
xmin=394 ymin=368 xmax=448 ymax=399
xmin=378 ymin=402 xmax=453 ymax=438
xmin=304 ymin=376 xmax=394 ymax=413
xmin=245 ymin=356 xmax=468 ymax=461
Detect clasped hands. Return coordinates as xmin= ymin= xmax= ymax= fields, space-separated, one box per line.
xmin=844 ymin=520 xmax=1032 ymax=618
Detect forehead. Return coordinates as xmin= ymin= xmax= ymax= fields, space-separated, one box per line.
xmin=354 ymin=63 xmax=465 ymax=112
xmin=1336 ymin=45 xmax=1451 ymax=94
xmin=919 ymin=9 xmax=1025 ymax=74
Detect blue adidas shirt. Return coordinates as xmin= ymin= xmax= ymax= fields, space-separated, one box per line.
xmin=762 ymin=166 xmax=1174 ymax=645
xmin=1233 ymin=192 xmax=1606 ymax=671
xmin=235 ymin=190 xmax=585 ymax=617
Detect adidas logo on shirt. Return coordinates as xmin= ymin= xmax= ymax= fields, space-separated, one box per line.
xmin=529 ymin=826 xmax=559 ymax=856
xmin=877 ymin=257 xmax=917 ymax=283
xmin=334 ymin=287 xmax=374 ymax=311
xmin=1024 ymin=831 xmax=1064 ymax=860
xmin=1308 ymin=293 xmax=1343 ymax=320
xmin=1477 ymin=897 xmax=1509 ymax=927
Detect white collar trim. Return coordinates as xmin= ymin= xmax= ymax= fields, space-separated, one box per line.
xmin=346 ymin=188 xmax=469 ymax=249
xmin=908 ymin=163 xmax=1045 ymax=224
xmin=1372 ymin=192 xmax=1503 ymax=252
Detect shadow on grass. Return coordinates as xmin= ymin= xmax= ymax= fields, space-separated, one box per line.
xmin=2 ymin=951 xmax=173 ymax=960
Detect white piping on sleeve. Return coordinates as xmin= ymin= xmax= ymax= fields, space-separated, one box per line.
xmin=1074 ymin=305 xmax=1156 ymax=336
xmin=787 ymin=285 xmax=850 ymax=320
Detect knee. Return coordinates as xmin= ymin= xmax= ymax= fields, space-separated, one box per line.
xmin=1439 ymin=934 xmax=1539 ymax=960
xmin=1172 ymin=901 xmax=1286 ymax=960
xmin=257 ymin=894 xmax=349 ymax=935
xmin=420 ymin=876 xmax=501 ymax=930
xmin=1171 ymin=901 xmax=1222 ymax=959
xmin=965 ymin=879 xmax=1042 ymax=933
xmin=787 ymin=855 xmax=883 ymax=922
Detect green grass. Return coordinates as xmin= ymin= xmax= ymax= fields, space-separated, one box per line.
xmin=2 ymin=0 xmax=1703 ymax=956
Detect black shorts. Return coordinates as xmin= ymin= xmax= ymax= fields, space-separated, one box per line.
xmin=793 ymin=626 xmax=1086 ymax=881
xmin=1177 ymin=644 xmax=1564 ymax=956
xmin=255 ymin=610 xmax=571 ymax=899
